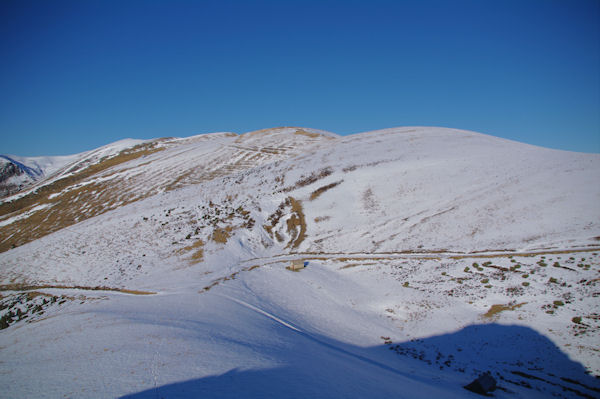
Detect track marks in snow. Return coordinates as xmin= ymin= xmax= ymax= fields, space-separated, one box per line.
xmin=218 ymin=293 xmax=430 ymax=382
xmin=219 ymin=294 xmax=301 ymax=332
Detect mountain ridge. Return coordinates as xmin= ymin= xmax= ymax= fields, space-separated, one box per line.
xmin=1 ymin=126 xmax=599 ymax=398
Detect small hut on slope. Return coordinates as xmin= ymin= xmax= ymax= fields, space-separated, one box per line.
xmin=287 ymin=259 xmax=307 ymax=271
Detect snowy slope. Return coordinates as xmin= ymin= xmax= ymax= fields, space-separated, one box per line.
xmin=0 ymin=128 xmax=336 ymax=253
xmin=0 ymin=126 xmax=599 ymax=398
xmin=284 ymin=127 xmax=600 ymax=252
xmin=0 ymin=139 xmax=149 ymax=199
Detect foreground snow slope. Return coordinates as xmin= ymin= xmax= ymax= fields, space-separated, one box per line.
xmin=1 ymin=126 xmax=599 ymax=398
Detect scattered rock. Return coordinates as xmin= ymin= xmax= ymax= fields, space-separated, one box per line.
xmin=464 ymin=372 xmax=497 ymax=395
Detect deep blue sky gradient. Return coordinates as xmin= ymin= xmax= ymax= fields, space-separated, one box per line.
xmin=1 ymin=0 xmax=599 ymax=156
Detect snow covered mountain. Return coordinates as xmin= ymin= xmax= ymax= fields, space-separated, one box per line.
xmin=1 ymin=126 xmax=599 ymax=398
xmin=0 ymin=155 xmax=53 ymax=197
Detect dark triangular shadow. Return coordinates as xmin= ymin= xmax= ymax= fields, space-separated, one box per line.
xmin=119 ymin=323 xmax=600 ymax=399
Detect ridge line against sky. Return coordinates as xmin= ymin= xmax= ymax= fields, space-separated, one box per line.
xmin=1 ymin=0 xmax=599 ymax=156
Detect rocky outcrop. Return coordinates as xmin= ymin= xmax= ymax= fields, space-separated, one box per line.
xmin=0 ymin=159 xmax=35 ymax=198
xmin=0 ymin=161 xmax=25 ymax=182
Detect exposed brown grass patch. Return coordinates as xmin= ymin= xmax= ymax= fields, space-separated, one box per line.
xmin=294 ymin=129 xmax=322 ymax=139
xmin=263 ymin=197 xmax=306 ymax=248
xmin=164 ymin=169 xmax=196 ymax=192
xmin=285 ymin=197 xmax=307 ymax=250
xmin=338 ymin=262 xmax=379 ymax=270
xmin=118 ymin=289 xmax=156 ymax=295
xmin=310 ymin=180 xmax=343 ymax=200
xmin=201 ymin=281 xmax=220 ymax=292
xmin=314 ymin=216 xmax=331 ymax=223
xmin=212 ymin=226 xmax=233 ymax=244
xmin=284 ymin=167 xmax=333 ymax=192
xmin=236 ymin=127 xmax=281 ymax=141
xmin=274 ymin=231 xmax=285 ymax=242
xmin=180 ymin=239 xmax=205 ymax=263
xmin=25 ymin=291 xmax=57 ymax=300
xmin=0 ymin=284 xmax=155 ymax=295
xmin=238 ymin=127 xmax=327 ymax=141
xmin=200 ymin=263 xmax=262 ymax=293
xmin=483 ymin=302 xmax=527 ymax=319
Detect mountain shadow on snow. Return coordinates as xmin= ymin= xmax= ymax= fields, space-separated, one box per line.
xmin=120 ymin=323 xmax=599 ymax=399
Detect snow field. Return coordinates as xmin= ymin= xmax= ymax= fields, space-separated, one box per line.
xmin=1 ymin=126 xmax=599 ymax=397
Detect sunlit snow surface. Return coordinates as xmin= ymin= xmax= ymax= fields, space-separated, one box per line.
xmin=1 ymin=127 xmax=599 ymax=398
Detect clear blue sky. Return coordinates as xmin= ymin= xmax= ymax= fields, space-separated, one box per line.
xmin=1 ymin=0 xmax=599 ymax=156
